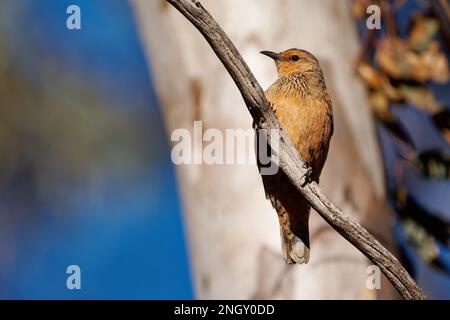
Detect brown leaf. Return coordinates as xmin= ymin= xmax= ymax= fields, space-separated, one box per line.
xmin=409 ymin=16 xmax=440 ymax=52
xmin=368 ymin=90 xmax=393 ymax=122
xmin=356 ymin=61 xmax=384 ymax=89
xmin=357 ymin=61 xmax=402 ymax=100
xmin=376 ymin=37 xmax=414 ymax=80
xmin=405 ymin=50 xmax=432 ymax=82
xmin=402 ymin=218 xmax=439 ymax=263
xmin=381 ymin=77 xmax=403 ymax=101
xmin=376 ymin=36 xmax=449 ymax=83
xmin=421 ymin=41 xmax=449 ymax=83
xmin=398 ymin=85 xmax=442 ymax=113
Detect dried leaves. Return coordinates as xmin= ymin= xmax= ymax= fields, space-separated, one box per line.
xmin=409 ymin=16 xmax=440 ymax=52
xmin=356 ymin=13 xmax=449 ymax=122
xmin=376 ymin=36 xmax=448 ymax=84
xmin=398 ymin=85 xmax=442 ymax=113
xmin=402 ymin=218 xmax=439 ymax=263
xmin=353 ymin=1 xmax=450 ymax=278
xmin=357 ymin=61 xmax=443 ymax=119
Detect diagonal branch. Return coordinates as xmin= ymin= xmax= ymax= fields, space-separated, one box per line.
xmin=166 ymin=0 xmax=426 ymax=300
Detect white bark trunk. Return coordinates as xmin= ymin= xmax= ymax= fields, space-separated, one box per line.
xmin=131 ymin=0 xmax=397 ymax=299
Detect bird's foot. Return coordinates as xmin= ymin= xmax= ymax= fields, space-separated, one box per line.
xmin=301 ymin=167 xmax=313 ymax=187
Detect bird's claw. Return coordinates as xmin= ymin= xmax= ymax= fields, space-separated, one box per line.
xmin=301 ymin=167 xmax=312 ymax=187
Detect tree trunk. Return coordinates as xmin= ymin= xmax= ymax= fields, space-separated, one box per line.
xmin=131 ymin=0 xmax=398 ymax=299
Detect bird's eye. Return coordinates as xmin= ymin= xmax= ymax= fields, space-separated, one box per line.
xmin=291 ymin=55 xmax=300 ymax=61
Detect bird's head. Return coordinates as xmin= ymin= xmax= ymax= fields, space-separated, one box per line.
xmin=261 ymin=48 xmax=321 ymax=78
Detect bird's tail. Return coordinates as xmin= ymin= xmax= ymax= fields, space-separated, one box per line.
xmin=278 ymin=198 xmax=311 ymax=264
xmin=281 ymin=231 xmax=310 ymax=264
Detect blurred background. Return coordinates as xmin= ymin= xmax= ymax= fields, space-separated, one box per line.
xmin=0 ymin=0 xmax=192 ymax=299
xmin=352 ymin=0 xmax=450 ymax=298
xmin=0 ymin=0 xmax=449 ymax=299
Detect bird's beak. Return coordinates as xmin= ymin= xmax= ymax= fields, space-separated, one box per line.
xmin=260 ymin=51 xmax=287 ymax=61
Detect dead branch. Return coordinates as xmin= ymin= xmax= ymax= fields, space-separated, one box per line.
xmin=166 ymin=0 xmax=426 ymax=300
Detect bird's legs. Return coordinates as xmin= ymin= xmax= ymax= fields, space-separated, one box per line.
xmin=301 ymin=166 xmax=313 ymax=187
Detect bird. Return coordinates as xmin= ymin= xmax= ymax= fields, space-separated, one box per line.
xmin=256 ymin=48 xmax=334 ymax=264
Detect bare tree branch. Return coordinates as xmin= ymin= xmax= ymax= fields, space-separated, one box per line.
xmin=166 ymin=0 xmax=426 ymax=300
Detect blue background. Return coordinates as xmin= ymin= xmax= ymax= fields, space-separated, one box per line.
xmin=0 ymin=0 xmax=192 ymax=299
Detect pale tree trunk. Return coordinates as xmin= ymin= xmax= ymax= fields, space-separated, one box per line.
xmin=131 ymin=0 xmax=398 ymax=299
